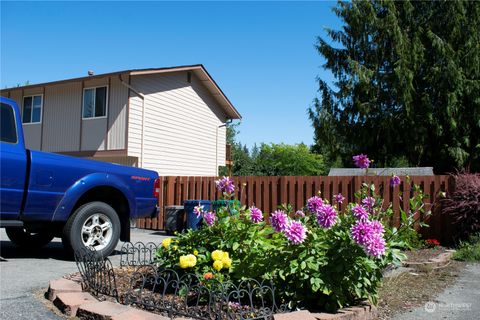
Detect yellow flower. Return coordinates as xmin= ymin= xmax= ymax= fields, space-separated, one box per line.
xmin=213 ymin=260 xmax=224 ymax=271
xmin=173 ymin=246 xmax=178 ymax=251
xmin=223 ymin=251 xmax=230 ymax=259
xmin=222 ymin=257 xmax=232 ymax=269
xmin=211 ymin=250 xmax=224 ymax=261
xmin=193 ymin=250 xmax=199 ymax=256
xmin=162 ymin=238 xmax=172 ymax=249
xmin=179 ymin=254 xmax=197 ymax=269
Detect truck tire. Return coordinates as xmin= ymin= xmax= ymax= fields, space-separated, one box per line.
xmin=5 ymin=227 xmax=54 ymax=248
xmin=62 ymin=201 xmax=121 ymax=257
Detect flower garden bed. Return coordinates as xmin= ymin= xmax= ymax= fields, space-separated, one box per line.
xmin=46 ymin=241 xmax=378 ymax=320
xmin=49 ymin=161 xmax=437 ymax=319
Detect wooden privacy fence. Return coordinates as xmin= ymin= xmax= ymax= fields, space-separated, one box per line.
xmin=138 ymin=175 xmax=456 ymax=242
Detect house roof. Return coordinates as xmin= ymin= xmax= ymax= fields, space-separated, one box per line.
xmin=328 ymin=167 xmax=434 ymax=176
xmin=2 ymin=64 xmax=241 ymax=119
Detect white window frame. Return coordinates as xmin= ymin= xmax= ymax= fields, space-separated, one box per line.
xmin=82 ymin=86 xmax=108 ymax=120
xmin=22 ymin=94 xmax=43 ymax=125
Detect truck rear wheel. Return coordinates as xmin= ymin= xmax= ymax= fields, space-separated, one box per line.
xmin=5 ymin=227 xmax=54 ymax=248
xmin=62 ymin=201 xmax=121 ymax=257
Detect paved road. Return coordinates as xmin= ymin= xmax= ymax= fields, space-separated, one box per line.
xmin=0 ymin=228 xmax=168 ymax=319
xmin=394 ymin=263 xmax=480 ymax=320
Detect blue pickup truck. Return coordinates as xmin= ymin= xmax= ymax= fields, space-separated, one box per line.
xmin=0 ymin=97 xmax=159 ymax=256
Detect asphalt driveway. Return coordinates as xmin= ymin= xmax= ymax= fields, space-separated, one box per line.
xmin=0 ymin=228 xmax=168 ymax=319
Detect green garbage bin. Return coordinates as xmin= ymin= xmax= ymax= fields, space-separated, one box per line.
xmin=212 ymin=200 xmax=241 ymax=215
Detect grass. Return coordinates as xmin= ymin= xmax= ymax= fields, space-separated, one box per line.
xmin=453 ymin=234 xmax=480 ymax=262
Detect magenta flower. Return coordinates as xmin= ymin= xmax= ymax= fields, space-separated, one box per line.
xmin=215 ymin=176 xmax=235 ymax=194
xmin=353 ymin=154 xmax=371 ymax=169
xmin=193 ymin=205 xmax=204 ymax=217
xmin=363 ymin=235 xmax=386 ymax=258
xmin=370 ymin=220 xmax=385 ymax=235
xmin=362 ymin=197 xmax=376 ymax=211
xmin=203 ymin=211 xmax=216 ymax=226
xmin=294 ymin=210 xmax=305 ymax=218
xmin=316 ymin=204 xmax=337 ymax=229
xmin=307 ymin=196 xmax=324 ymax=213
xmin=270 ymin=210 xmax=289 ymax=232
xmin=351 ymin=220 xmax=387 ymax=258
xmin=351 ymin=204 xmax=369 ymax=221
xmin=334 ymin=193 xmax=345 ymax=204
xmin=283 ymin=220 xmax=307 ymax=245
xmin=351 ymin=221 xmax=375 ymax=246
xmin=249 ymin=206 xmax=263 ymax=223
xmin=390 ymin=175 xmax=401 ymax=187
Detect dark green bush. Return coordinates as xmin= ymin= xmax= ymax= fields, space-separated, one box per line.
xmin=441 ymin=173 xmax=480 ymax=241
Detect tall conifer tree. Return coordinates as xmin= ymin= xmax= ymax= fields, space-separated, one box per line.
xmin=309 ymin=0 xmax=480 ymax=172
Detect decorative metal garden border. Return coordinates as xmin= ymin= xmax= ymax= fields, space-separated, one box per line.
xmin=74 ymin=247 xmax=119 ymax=301
xmin=74 ymin=242 xmax=288 ymax=320
xmin=120 ymin=241 xmax=158 ymax=267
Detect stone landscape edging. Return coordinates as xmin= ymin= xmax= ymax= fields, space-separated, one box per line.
xmin=402 ymin=250 xmax=455 ymax=270
xmin=51 ymin=245 xmax=459 ymax=320
xmin=53 ymin=247 xmax=456 ymax=320
xmin=46 ymin=275 xmax=377 ymax=320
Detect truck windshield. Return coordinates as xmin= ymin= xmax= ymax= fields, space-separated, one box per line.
xmin=1 ymin=102 xmax=18 ymax=144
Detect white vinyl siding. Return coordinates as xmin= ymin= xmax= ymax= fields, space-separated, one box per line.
xmin=128 ymin=72 xmax=228 ymax=176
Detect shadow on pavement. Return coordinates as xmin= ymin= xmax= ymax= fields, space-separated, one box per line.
xmin=0 ymin=240 xmax=121 ymax=261
xmin=0 ymin=240 xmax=73 ymax=261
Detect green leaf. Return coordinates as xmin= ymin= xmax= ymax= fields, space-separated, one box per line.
xmin=232 ymin=242 xmax=240 ymax=251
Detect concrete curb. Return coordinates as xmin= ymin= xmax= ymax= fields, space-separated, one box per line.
xmin=47 ymin=278 xmax=376 ymax=320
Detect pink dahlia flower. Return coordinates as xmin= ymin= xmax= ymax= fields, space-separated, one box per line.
xmin=215 ymin=176 xmax=235 ymax=194
xmin=203 ymin=211 xmax=216 ymax=226
xmin=249 ymin=206 xmax=263 ymax=223
xmin=351 ymin=204 xmax=369 ymax=221
xmin=283 ymin=220 xmax=307 ymax=245
xmin=307 ymin=196 xmax=324 ymax=213
xmin=316 ymin=204 xmax=337 ymax=229
xmin=334 ymin=193 xmax=345 ymax=204
xmin=270 ymin=210 xmax=289 ymax=232
xmin=390 ymin=175 xmax=401 ymax=187
xmin=353 ymin=154 xmax=371 ymax=169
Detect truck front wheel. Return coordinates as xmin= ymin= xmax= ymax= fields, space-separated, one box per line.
xmin=5 ymin=227 xmax=54 ymax=248
xmin=62 ymin=202 xmax=121 ymax=257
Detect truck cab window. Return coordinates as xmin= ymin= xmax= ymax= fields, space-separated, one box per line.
xmin=1 ymin=102 xmax=18 ymax=143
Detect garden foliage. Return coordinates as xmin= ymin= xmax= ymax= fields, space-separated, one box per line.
xmin=441 ymin=173 xmax=480 ymax=241
xmin=156 ymin=173 xmax=427 ymax=311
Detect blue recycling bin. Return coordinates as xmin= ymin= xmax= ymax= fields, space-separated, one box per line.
xmin=183 ymin=200 xmax=212 ymax=230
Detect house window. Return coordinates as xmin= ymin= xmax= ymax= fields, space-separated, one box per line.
xmin=22 ymin=95 xmax=43 ymax=124
xmin=83 ymin=86 xmax=107 ymax=119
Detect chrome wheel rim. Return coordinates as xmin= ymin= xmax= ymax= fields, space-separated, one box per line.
xmin=81 ymin=213 xmax=113 ymax=251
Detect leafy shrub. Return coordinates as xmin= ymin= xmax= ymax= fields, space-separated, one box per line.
xmin=441 ymin=173 xmax=480 ymax=241
xmin=155 ymin=175 xmax=428 ymax=312
xmin=453 ymin=234 xmax=480 ymax=262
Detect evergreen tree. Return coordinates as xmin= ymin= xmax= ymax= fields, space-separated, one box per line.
xmin=309 ymin=0 xmax=480 ymax=172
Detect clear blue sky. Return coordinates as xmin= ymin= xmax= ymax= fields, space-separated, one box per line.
xmin=1 ymin=1 xmax=341 ymax=148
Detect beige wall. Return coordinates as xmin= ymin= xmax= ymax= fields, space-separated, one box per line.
xmin=2 ymin=75 xmax=128 ymax=152
xmin=128 ymin=72 xmax=228 ymax=176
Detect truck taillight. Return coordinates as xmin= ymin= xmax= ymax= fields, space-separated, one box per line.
xmin=153 ymin=178 xmax=161 ymax=198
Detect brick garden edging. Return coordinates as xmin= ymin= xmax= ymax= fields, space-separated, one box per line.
xmin=46 ymin=276 xmax=377 ymax=320
xmin=47 ymin=278 xmax=170 ymax=319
